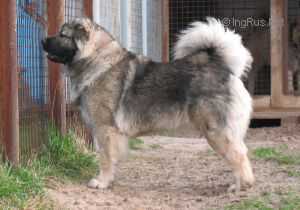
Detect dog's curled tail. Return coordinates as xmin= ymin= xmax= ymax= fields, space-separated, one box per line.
xmin=174 ymin=17 xmax=253 ymax=78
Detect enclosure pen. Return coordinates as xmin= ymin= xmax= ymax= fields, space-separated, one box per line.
xmin=169 ymin=0 xmax=271 ymax=95
xmin=166 ymin=0 xmax=300 ymax=118
xmin=0 ymin=0 xmax=93 ymax=163
xmin=1 ymin=0 xmax=300 ymax=164
xmin=0 ymin=1 xmax=299 ymax=208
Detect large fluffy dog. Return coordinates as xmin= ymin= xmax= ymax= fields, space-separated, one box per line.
xmin=42 ymin=17 xmax=254 ymax=191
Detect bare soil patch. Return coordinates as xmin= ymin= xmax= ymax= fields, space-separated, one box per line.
xmin=48 ymin=126 xmax=300 ymax=210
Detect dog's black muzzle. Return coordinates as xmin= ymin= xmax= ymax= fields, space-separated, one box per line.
xmin=42 ymin=36 xmax=77 ymax=64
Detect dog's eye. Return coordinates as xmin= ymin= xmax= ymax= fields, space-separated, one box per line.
xmin=60 ymin=30 xmax=72 ymax=38
xmin=60 ymin=29 xmax=66 ymax=36
xmin=75 ymin=24 xmax=85 ymax=31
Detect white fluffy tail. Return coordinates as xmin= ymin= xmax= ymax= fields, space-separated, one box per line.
xmin=174 ymin=17 xmax=253 ymax=78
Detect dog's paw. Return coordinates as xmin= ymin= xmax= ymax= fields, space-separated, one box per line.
xmin=227 ymin=184 xmax=239 ymax=193
xmin=227 ymin=181 xmax=254 ymax=193
xmin=87 ymin=178 xmax=110 ymax=189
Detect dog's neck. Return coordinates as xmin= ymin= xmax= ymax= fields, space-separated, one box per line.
xmin=67 ymin=40 xmax=127 ymax=103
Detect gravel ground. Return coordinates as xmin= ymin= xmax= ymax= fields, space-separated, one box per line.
xmin=48 ymin=125 xmax=300 ymax=210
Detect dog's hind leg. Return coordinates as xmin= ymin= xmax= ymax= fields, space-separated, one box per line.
xmin=87 ymin=126 xmax=128 ymax=189
xmin=204 ymin=128 xmax=255 ymax=192
xmin=190 ymin=102 xmax=254 ymax=192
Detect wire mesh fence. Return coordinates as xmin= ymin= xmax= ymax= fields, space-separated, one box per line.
xmin=94 ymin=1 xmax=162 ymax=61
xmin=0 ymin=0 xmax=93 ymax=161
xmin=1 ymin=0 xmax=299 ymax=161
xmin=94 ymin=0 xmax=121 ymax=42
xmin=145 ymin=0 xmax=163 ymax=62
xmin=169 ymin=0 xmax=271 ymax=95
xmin=17 ymin=0 xmax=49 ymax=157
xmin=2 ymin=0 xmax=164 ymax=160
xmin=127 ymin=0 xmax=143 ymax=54
xmin=65 ymin=0 xmax=85 ymax=22
xmin=288 ymin=0 xmax=300 ymax=95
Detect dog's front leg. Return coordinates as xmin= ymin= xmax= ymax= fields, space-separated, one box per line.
xmin=88 ymin=126 xmax=128 ymax=189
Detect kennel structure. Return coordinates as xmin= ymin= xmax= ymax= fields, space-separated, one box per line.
xmin=0 ymin=0 xmax=93 ymax=164
xmin=1 ymin=0 xmax=300 ymax=164
xmin=0 ymin=0 xmax=164 ymax=164
xmin=165 ymin=0 xmax=300 ymax=118
xmin=93 ymin=0 xmax=300 ymax=115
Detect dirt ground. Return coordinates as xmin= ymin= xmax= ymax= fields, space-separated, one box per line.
xmin=48 ymin=125 xmax=300 ymax=210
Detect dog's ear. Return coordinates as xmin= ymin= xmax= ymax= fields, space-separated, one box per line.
xmin=98 ymin=30 xmax=113 ymax=49
xmin=73 ymin=23 xmax=89 ymax=41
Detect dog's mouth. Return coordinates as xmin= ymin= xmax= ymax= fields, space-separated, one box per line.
xmin=42 ymin=38 xmax=77 ymax=64
xmin=46 ymin=52 xmax=69 ymax=64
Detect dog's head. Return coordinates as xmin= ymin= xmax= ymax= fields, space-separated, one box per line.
xmin=42 ymin=18 xmax=112 ymax=64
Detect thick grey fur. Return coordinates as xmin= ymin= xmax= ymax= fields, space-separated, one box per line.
xmin=42 ymin=18 xmax=255 ymax=191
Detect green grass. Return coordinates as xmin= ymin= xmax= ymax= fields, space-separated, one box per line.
xmin=149 ymin=144 xmax=162 ymax=149
xmin=253 ymin=146 xmax=300 ymax=180
xmin=253 ymin=147 xmax=300 ymax=165
xmin=279 ymin=192 xmax=300 ymax=210
xmin=249 ymin=146 xmax=300 ymax=210
xmin=129 ymin=138 xmax=144 ymax=150
xmin=225 ymin=192 xmax=300 ymax=210
xmin=287 ymin=170 xmax=300 ymax=177
xmin=225 ymin=198 xmax=272 ymax=210
xmin=0 ymin=127 xmax=99 ymax=209
xmin=38 ymin=129 xmax=99 ymax=181
xmin=0 ymin=163 xmax=44 ymax=209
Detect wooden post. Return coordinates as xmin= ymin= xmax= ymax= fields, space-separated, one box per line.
xmin=47 ymin=0 xmax=66 ymax=134
xmin=0 ymin=0 xmax=19 ymax=165
xmin=268 ymin=0 xmax=300 ymax=109
xmin=162 ymin=0 xmax=169 ymax=63
xmin=84 ymin=0 xmax=93 ymax=19
xmin=270 ymin=0 xmax=288 ymax=107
